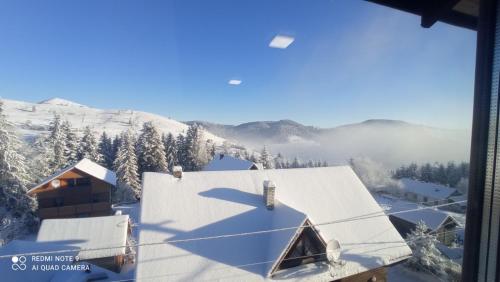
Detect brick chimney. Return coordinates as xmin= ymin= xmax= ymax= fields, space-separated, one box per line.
xmin=263 ymin=181 xmax=276 ymax=210
xmin=173 ymin=166 xmax=183 ymax=179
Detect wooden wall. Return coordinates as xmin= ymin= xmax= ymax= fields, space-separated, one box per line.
xmin=335 ymin=267 xmax=387 ymax=282
xmin=30 ymin=168 xmax=113 ymax=220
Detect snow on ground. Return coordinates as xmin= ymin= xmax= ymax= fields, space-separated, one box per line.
xmin=1 ymin=98 xmax=225 ymax=144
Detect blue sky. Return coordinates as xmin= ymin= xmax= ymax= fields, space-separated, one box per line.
xmin=0 ymin=0 xmax=476 ymax=128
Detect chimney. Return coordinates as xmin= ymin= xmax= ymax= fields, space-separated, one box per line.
xmin=263 ymin=180 xmax=276 ymax=210
xmin=173 ymin=166 xmax=183 ymax=179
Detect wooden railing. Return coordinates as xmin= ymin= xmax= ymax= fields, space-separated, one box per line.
xmin=38 ymin=202 xmax=111 ymax=219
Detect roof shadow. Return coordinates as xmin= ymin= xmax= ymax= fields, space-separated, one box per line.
xmin=139 ymin=187 xmax=308 ymax=278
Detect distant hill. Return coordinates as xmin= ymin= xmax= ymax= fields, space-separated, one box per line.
xmin=1 ymin=97 xmax=470 ymax=167
xmin=1 ymin=98 xmax=225 ymax=144
xmin=188 ymin=119 xmax=471 ymax=167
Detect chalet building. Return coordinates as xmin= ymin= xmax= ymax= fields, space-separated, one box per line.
xmin=136 ymin=166 xmax=412 ymax=281
xmin=203 ymin=153 xmax=263 ymax=171
xmin=28 ymin=159 xmax=116 ymax=220
xmin=399 ymin=178 xmax=461 ymax=204
xmin=376 ymin=195 xmax=460 ymax=246
xmin=0 ymin=240 xmax=122 ymax=282
xmin=36 ymin=214 xmax=131 ymax=273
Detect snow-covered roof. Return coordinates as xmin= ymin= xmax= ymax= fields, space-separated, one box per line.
xmin=203 ymin=154 xmax=261 ymax=171
xmin=29 ymin=158 xmax=116 ymax=193
xmin=399 ymin=178 xmax=458 ymax=200
xmin=36 ymin=215 xmax=129 ymax=260
xmin=0 ymin=240 xmax=79 ymax=282
xmin=137 ymin=166 xmax=411 ymax=281
xmin=375 ymin=195 xmax=459 ymax=231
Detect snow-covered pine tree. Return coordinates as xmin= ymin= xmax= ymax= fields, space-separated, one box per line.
xmin=114 ymin=129 xmax=141 ymax=200
xmin=406 ymin=221 xmax=448 ymax=277
xmin=176 ymin=134 xmax=187 ymax=168
xmin=162 ymin=132 xmax=177 ymax=171
xmin=274 ymin=153 xmax=284 ymax=169
xmin=136 ymin=122 xmax=168 ymax=174
xmin=61 ymin=120 xmax=79 ymax=165
xmin=184 ymin=124 xmax=208 ymax=171
xmin=77 ymin=126 xmax=102 ymax=162
xmin=98 ymin=131 xmax=114 ymax=169
xmin=291 ymin=157 xmax=301 ymax=168
xmin=0 ymin=101 xmax=38 ymax=242
xmin=260 ymin=146 xmax=273 ymax=169
xmin=111 ymin=134 xmax=122 ymax=168
xmin=249 ymin=154 xmax=258 ymax=163
xmin=47 ymin=115 xmax=68 ymax=171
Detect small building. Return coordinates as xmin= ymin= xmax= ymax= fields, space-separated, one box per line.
xmin=203 ymin=153 xmax=263 ymax=171
xmin=376 ymin=195 xmax=460 ymax=245
xmin=399 ymin=178 xmax=461 ymax=204
xmin=28 ymin=158 xmax=116 ymax=220
xmin=36 ymin=214 xmax=130 ymax=273
xmin=136 ymin=166 xmax=412 ymax=281
xmin=0 ymin=240 xmax=123 ymax=282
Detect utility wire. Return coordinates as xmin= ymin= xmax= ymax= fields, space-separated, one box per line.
xmin=108 ymin=228 xmax=464 ymax=282
xmin=0 ymin=200 xmax=466 ymax=259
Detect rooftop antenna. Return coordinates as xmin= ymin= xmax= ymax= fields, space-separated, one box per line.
xmin=327 ymin=239 xmax=346 ymax=278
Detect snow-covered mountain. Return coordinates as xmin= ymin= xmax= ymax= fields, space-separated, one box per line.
xmin=188 ymin=119 xmax=471 ymax=167
xmin=2 ymin=97 xmax=470 ymax=167
xmin=1 ymin=98 xmax=225 ymax=144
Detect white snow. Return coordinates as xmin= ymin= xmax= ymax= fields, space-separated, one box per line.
xmin=36 ymin=215 xmax=129 ymax=260
xmin=29 ymin=158 xmax=116 ymax=193
xmin=38 ymin=97 xmax=88 ymax=108
xmin=136 ymin=166 xmax=411 ymax=281
xmin=400 ymin=178 xmax=458 ymax=200
xmin=0 ymin=98 xmax=225 ymax=144
xmin=0 ymin=240 xmax=80 ymax=282
xmin=203 ymin=153 xmax=260 ymax=171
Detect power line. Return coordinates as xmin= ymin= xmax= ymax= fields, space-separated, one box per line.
xmin=108 ymin=228 xmax=464 ymax=282
xmin=0 ymin=200 xmax=466 ymax=259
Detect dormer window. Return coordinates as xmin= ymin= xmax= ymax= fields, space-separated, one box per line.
xmin=274 ymin=219 xmax=327 ymax=272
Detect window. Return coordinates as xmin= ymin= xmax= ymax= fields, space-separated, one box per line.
xmin=277 ymin=224 xmax=326 ymax=271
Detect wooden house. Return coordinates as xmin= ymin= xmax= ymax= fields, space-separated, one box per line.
xmin=28 ymin=158 xmax=116 ymax=220
xmin=136 ymin=166 xmax=412 ymax=281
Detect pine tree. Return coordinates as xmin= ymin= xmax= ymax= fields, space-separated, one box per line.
xmin=162 ymin=133 xmax=177 ymax=171
xmin=47 ymin=115 xmax=68 ymax=171
xmin=114 ymin=130 xmax=140 ymax=199
xmin=61 ymin=120 xmax=78 ymax=165
xmin=176 ymin=134 xmax=187 ymax=167
xmin=136 ymin=122 xmax=168 ymax=174
xmin=260 ymin=146 xmax=273 ymax=169
xmin=274 ymin=153 xmax=284 ymax=169
xmin=111 ymin=134 xmax=122 ymax=168
xmin=0 ymin=101 xmax=38 ymax=240
xmin=98 ymin=131 xmax=114 ymax=169
xmin=184 ymin=124 xmax=208 ymax=171
xmin=291 ymin=157 xmax=301 ymax=168
xmin=406 ymin=221 xmax=448 ymax=278
xmin=77 ymin=126 xmax=101 ymax=162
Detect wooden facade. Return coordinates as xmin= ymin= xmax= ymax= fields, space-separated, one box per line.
xmin=334 ymin=267 xmax=387 ymax=282
xmin=29 ymin=168 xmax=113 ymax=220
